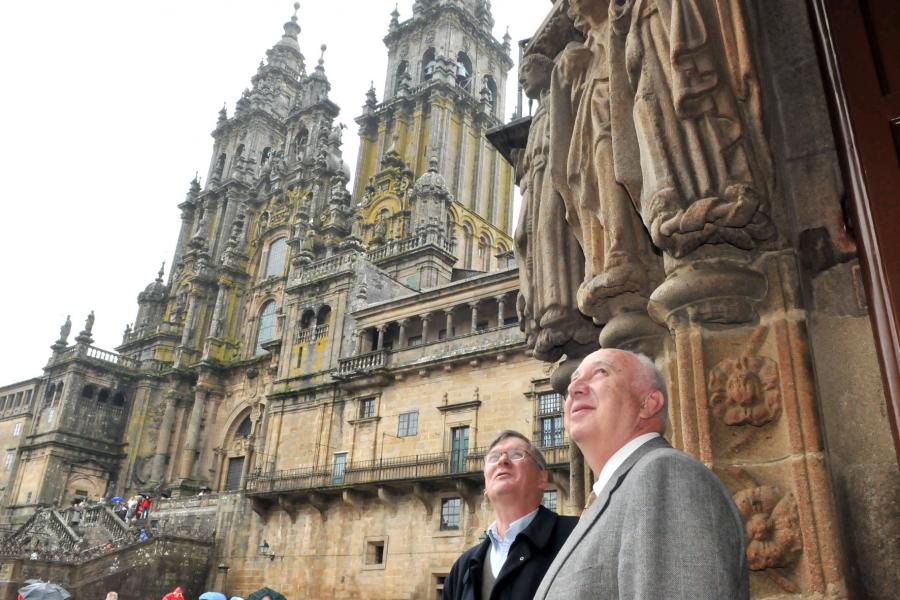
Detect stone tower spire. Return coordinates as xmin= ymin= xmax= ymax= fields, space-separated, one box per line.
xmin=354 ymin=0 xmax=515 ymax=235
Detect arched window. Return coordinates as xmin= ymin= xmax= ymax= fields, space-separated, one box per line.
xmin=255 ymin=301 xmax=277 ymax=355
xmin=292 ymin=128 xmax=309 ymax=160
xmin=482 ymin=75 xmax=498 ymax=109
xmin=462 ymin=224 xmax=474 ymax=269
xmin=456 ymin=52 xmax=473 ymax=91
xmin=261 ymin=147 xmax=272 ymax=166
xmin=422 ymin=48 xmax=436 ymax=81
xmin=236 ymin=416 xmax=252 ymax=438
xmin=236 ymin=144 xmax=245 ymax=158
xmin=112 ymin=392 xmax=125 ymax=407
xmin=394 ymin=60 xmax=409 ymax=94
xmin=81 ymin=385 xmax=95 ymax=399
xmin=98 ymin=389 xmax=110 ymax=404
xmin=300 ymin=309 xmax=316 ymax=329
xmin=316 ymin=305 xmax=331 ymax=326
xmin=478 ymin=235 xmax=490 ymax=270
xmin=264 ymin=237 xmax=288 ymax=278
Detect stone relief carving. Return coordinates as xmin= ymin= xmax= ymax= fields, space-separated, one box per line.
xmin=733 ymin=485 xmax=803 ymax=571
xmin=709 ymin=354 xmax=781 ymax=426
xmin=549 ymin=0 xmax=661 ymax=325
xmin=607 ymin=0 xmax=776 ymax=258
xmin=514 ymin=52 xmax=597 ymax=362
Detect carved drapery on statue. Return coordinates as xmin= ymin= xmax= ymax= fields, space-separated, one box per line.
xmin=608 ymin=0 xmax=775 ymax=258
xmin=549 ymin=13 xmax=661 ymax=326
xmin=515 ymin=53 xmax=598 ymax=362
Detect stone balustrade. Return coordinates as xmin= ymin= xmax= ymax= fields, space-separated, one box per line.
xmin=291 ymin=252 xmax=358 ymax=285
xmin=245 ymin=442 xmax=569 ymax=495
xmin=337 ymin=350 xmax=388 ymax=375
xmin=366 ymin=231 xmax=453 ymax=262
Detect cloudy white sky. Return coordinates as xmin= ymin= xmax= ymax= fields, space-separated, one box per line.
xmin=0 ymin=1 xmax=547 ymax=382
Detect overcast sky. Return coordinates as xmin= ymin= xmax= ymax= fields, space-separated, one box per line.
xmin=0 ymin=1 xmax=546 ymax=383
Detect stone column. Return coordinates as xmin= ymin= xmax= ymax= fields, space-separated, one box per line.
xmin=179 ymin=293 xmax=200 ymax=349
xmin=469 ymin=301 xmax=479 ymax=332
xmin=444 ymin=308 xmax=454 ymax=338
xmin=356 ymin=328 xmax=366 ymax=355
xmin=421 ymin=314 xmax=432 ymax=344
xmin=209 ymin=281 xmax=229 ymax=339
xmin=376 ymin=324 xmax=386 ymax=351
xmin=398 ymin=318 xmax=409 ymax=348
xmin=178 ymin=385 xmax=209 ymax=480
xmin=151 ymin=392 xmax=179 ymax=483
xmin=495 ymin=294 xmax=506 ymax=326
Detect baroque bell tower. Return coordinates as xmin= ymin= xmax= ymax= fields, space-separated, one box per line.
xmin=354 ymin=0 xmax=515 ymax=246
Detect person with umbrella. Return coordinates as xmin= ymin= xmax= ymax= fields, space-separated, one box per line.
xmin=18 ymin=580 xmax=71 ymax=600
xmin=199 ymin=592 xmax=227 ymax=600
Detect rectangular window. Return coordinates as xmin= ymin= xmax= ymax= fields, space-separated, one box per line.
xmin=450 ymin=426 xmax=469 ymax=473
xmin=365 ymin=539 xmax=385 ymax=565
xmin=398 ymin=411 xmax=418 ymax=437
xmin=540 ymin=416 xmax=564 ymax=447
xmin=359 ymin=397 xmax=376 ymax=419
xmin=408 ymin=335 xmax=422 ymax=346
xmin=440 ymin=497 xmax=461 ymax=530
xmin=46 ymin=408 xmax=55 ymax=424
xmin=434 ymin=574 xmax=448 ymax=600
xmin=332 ymin=452 xmax=347 ymax=485
xmin=4 ymin=453 xmax=14 ymax=471
xmin=542 ymin=490 xmax=558 ymax=512
xmin=476 ymin=321 xmax=489 ymax=331
xmin=538 ymin=392 xmax=563 ymax=415
xmin=13 ymin=422 xmax=22 ymax=437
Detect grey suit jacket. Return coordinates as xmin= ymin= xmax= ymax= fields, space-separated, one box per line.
xmin=535 ymin=437 xmax=749 ymax=599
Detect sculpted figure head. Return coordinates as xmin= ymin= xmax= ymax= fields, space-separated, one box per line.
xmin=566 ymin=349 xmax=668 ymax=473
xmin=567 ymin=0 xmax=609 ymax=34
xmin=519 ymin=53 xmax=553 ymax=100
xmin=483 ymin=430 xmax=548 ymax=513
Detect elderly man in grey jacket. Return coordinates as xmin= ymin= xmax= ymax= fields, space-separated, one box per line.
xmin=535 ymin=349 xmax=749 ymax=599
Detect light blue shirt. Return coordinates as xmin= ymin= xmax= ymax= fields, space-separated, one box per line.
xmin=486 ymin=507 xmax=540 ymax=577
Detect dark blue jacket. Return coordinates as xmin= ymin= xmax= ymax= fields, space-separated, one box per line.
xmin=442 ymin=506 xmax=578 ymax=600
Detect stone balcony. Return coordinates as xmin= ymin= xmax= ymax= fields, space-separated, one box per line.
xmin=53 ymin=344 xmax=139 ymax=370
xmin=245 ymin=443 xmax=570 ymax=501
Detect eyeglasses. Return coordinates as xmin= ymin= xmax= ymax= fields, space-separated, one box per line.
xmin=485 ymin=449 xmax=531 ymax=464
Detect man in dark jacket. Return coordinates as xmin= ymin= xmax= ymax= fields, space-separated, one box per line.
xmin=442 ymin=430 xmax=578 ymax=600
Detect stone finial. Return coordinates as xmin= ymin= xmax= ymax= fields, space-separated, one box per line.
xmin=157 ymin=261 xmax=165 ymax=282
xmin=390 ymin=3 xmax=400 ymax=29
xmin=217 ymin=103 xmax=227 ymax=125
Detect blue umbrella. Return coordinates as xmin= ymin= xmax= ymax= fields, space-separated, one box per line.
xmin=199 ymin=593 xmax=227 ymax=600
xmin=110 ymin=496 xmax=124 ymax=502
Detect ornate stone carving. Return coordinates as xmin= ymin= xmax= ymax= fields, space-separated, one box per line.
xmin=549 ymin=2 xmax=662 ymax=324
xmin=733 ymin=485 xmax=803 ymax=570
xmin=709 ymin=355 xmax=781 ymax=426
xmin=607 ymin=0 xmax=776 ymax=258
xmin=514 ymin=52 xmax=598 ymax=362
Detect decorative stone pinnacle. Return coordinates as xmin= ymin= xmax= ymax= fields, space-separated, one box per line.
xmin=157 ymin=261 xmax=166 ymax=282
xmin=292 ymin=2 xmax=300 ymax=21
xmin=318 ymin=44 xmax=327 ymax=68
xmin=428 ymin=156 xmax=438 ymax=172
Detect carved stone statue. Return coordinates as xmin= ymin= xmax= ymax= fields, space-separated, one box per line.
xmin=550 ymin=0 xmax=660 ymax=324
xmin=84 ymin=311 xmax=95 ymax=334
xmin=607 ymin=0 xmax=775 ymax=257
xmin=514 ymin=53 xmax=597 ymax=362
xmin=58 ymin=315 xmax=72 ymax=344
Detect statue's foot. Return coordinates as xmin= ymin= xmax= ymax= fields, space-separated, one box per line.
xmin=577 ymin=260 xmax=646 ymax=318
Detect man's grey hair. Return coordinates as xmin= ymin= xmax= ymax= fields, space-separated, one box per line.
xmin=105 ymin=593 xmax=119 ymax=600
xmin=486 ymin=430 xmax=548 ymax=470
xmin=632 ymin=352 xmax=669 ymax=430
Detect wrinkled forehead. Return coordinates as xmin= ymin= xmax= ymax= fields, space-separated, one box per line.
xmin=488 ymin=437 xmax=529 ymax=453
xmin=572 ymin=349 xmax=633 ymax=380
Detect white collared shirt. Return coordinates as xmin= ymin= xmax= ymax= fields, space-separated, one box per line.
xmin=592 ymin=432 xmax=661 ymax=497
xmin=486 ymin=507 xmax=540 ymax=577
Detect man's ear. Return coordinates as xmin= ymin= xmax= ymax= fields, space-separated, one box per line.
xmin=640 ymin=389 xmax=665 ymax=420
